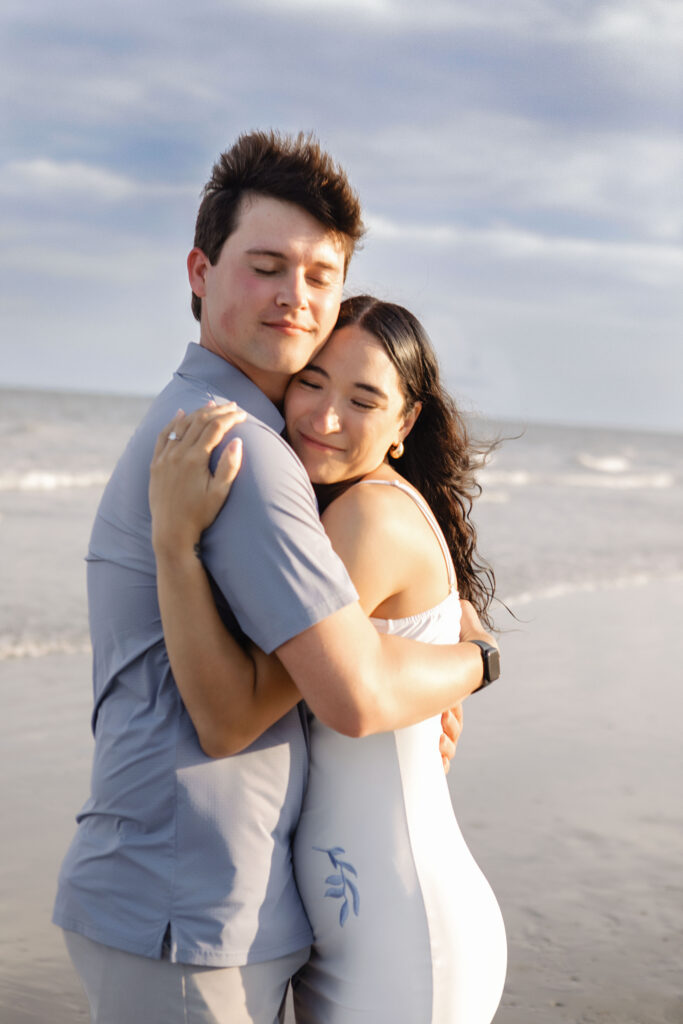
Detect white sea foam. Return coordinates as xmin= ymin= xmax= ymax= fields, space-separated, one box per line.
xmin=483 ymin=470 xmax=533 ymax=487
xmin=502 ymin=571 xmax=683 ymax=608
xmin=0 ymin=470 xmax=110 ymax=492
xmin=576 ymin=452 xmax=631 ymax=473
xmin=0 ymin=634 xmax=91 ymax=661
xmin=478 ymin=490 xmax=510 ymax=504
xmin=483 ymin=469 xmax=674 ymax=490
xmin=556 ymin=471 xmax=674 ymax=489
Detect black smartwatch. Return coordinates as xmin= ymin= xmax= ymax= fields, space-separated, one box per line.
xmin=468 ymin=640 xmax=500 ymax=691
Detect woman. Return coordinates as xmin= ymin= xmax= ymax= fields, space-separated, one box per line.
xmin=149 ymin=296 xmax=507 ymax=1023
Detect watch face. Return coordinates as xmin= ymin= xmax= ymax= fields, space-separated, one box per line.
xmin=485 ymin=645 xmax=501 ymax=682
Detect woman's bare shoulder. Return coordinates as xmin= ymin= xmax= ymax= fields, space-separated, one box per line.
xmin=320 ymin=480 xmax=419 ymax=612
xmin=322 ymin=474 xmax=449 ymax=615
xmin=322 ymin=475 xmax=441 ymax=567
xmin=321 ymin=475 xmax=419 ymax=531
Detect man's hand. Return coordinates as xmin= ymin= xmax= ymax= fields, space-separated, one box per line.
xmin=440 ymin=703 xmax=464 ymax=775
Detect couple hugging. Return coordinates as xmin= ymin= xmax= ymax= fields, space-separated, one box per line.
xmin=54 ymin=130 xmax=506 ymax=1023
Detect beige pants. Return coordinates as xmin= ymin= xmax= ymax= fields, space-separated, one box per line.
xmin=64 ymin=930 xmax=309 ymax=1024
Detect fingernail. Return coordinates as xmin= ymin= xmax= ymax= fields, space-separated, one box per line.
xmin=228 ymin=438 xmax=242 ymax=456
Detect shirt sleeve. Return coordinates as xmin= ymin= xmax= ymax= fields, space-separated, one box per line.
xmin=200 ymin=418 xmax=358 ymax=653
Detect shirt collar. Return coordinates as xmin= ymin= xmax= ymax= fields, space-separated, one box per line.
xmin=175 ymin=343 xmax=285 ymax=433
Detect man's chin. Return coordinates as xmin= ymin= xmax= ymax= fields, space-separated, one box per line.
xmin=271 ymin=351 xmax=320 ymax=379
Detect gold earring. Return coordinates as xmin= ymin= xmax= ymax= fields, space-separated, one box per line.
xmin=390 ymin=441 xmax=404 ymax=459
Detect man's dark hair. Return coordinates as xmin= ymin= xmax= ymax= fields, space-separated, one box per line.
xmin=190 ymin=130 xmax=365 ymax=322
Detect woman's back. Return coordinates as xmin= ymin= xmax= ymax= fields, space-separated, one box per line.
xmin=292 ymin=479 xmax=506 ymax=1024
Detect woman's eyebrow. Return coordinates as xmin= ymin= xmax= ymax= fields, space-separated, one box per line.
xmin=303 ymin=363 xmax=329 ymax=378
xmin=355 ymin=382 xmax=388 ymax=400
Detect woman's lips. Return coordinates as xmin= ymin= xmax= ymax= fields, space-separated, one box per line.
xmin=297 ymin=431 xmax=345 ymax=453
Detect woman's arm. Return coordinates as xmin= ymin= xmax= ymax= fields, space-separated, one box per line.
xmin=273 ymin=482 xmax=496 ymax=736
xmin=150 ymin=406 xmax=300 ymax=757
xmin=151 ymin=405 xmax=493 ymax=751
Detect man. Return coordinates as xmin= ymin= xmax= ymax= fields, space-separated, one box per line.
xmin=54 ymin=131 xmax=489 ymax=1023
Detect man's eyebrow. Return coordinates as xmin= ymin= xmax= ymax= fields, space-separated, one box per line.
xmin=246 ymin=248 xmax=285 ymax=259
xmin=246 ymin=249 xmax=340 ymax=271
xmin=304 ymin=363 xmax=389 ymax=400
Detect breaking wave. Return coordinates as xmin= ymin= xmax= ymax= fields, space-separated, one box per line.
xmin=503 ymin=571 xmax=683 ymax=607
xmin=0 ymin=470 xmax=110 ymax=492
xmin=483 ymin=468 xmax=674 ymax=491
xmin=0 ymin=633 xmax=91 ymax=661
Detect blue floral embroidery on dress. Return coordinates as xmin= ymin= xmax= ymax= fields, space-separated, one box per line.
xmin=314 ymin=846 xmax=360 ymax=927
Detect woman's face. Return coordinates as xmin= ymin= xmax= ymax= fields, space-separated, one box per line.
xmin=284 ymin=324 xmax=417 ymax=484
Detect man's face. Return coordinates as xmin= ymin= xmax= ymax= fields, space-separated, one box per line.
xmin=188 ymin=194 xmax=346 ymax=403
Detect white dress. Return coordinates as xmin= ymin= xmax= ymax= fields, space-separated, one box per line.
xmin=292 ymin=480 xmax=507 ymax=1024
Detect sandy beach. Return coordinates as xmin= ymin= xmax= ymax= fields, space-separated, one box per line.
xmin=2 ymin=389 xmax=681 ymax=1022
xmin=2 ymin=580 xmax=681 ymax=1023
xmin=453 ymin=579 xmax=683 ymax=1024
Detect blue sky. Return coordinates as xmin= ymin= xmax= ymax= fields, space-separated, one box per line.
xmin=2 ymin=0 xmax=681 ymax=430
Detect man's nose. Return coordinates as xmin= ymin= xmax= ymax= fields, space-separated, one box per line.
xmin=276 ymin=269 xmax=307 ymax=309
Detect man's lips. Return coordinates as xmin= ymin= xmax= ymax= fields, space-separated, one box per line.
xmin=262 ymin=320 xmax=313 ymax=334
xmin=297 ymin=430 xmax=345 ymax=453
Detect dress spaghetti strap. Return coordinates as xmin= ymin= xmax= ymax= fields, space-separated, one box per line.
xmin=357 ymin=479 xmax=457 ymax=591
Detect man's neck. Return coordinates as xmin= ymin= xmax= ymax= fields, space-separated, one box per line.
xmin=198 ymin=339 xmax=288 ymax=407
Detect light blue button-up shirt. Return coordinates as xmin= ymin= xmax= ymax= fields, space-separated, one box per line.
xmin=53 ymin=344 xmax=358 ymax=966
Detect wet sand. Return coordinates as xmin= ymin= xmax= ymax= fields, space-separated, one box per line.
xmin=2 ymin=579 xmax=682 ymax=1022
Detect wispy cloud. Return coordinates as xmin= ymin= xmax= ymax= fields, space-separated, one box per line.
xmin=366 ymin=213 xmax=683 ymax=289
xmin=347 ymin=115 xmax=683 ymax=248
xmin=0 ymin=158 xmax=196 ymax=202
xmin=249 ymin=0 xmax=683 ymax=39
xmin=0 ymin=238 xmax=176 ymax=284
xmin=0 ymin=160 xmax=140 ymax=201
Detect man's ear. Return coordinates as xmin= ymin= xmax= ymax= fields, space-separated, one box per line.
xmin=399 ymin=400 xmax=422 ymax=443
xmin=187 ymin=248 xmax=210 ymax=297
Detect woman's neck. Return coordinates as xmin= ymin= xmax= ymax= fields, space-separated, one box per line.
xmin=312 ymin=475 xmax=366 ymax=515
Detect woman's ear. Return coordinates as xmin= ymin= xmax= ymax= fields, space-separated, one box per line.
xmin=399 ymin=401 xmax=422 ymax=443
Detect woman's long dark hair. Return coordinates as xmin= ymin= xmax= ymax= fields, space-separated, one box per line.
xmin=329 ymin=294 xmax=497 ymax=628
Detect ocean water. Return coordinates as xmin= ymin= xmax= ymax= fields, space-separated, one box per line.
xmin=1 ymin=385 xmax=681 ymax=661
